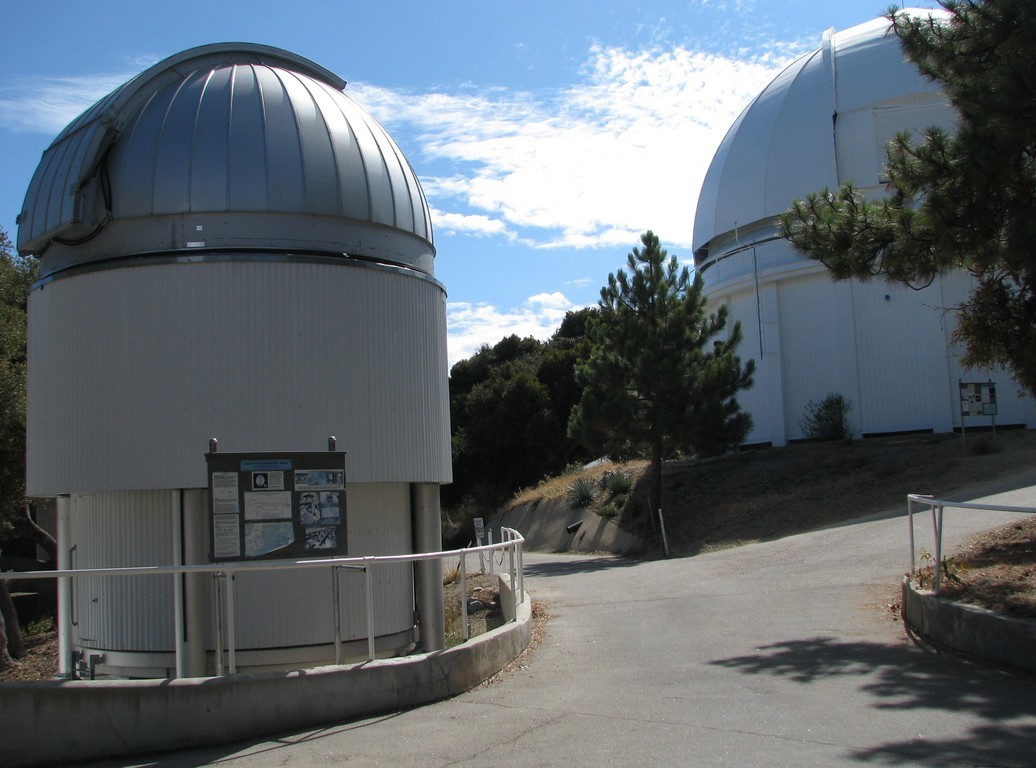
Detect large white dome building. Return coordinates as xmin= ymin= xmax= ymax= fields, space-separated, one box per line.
xmin=19 ymin=44 xmax=450 ymax=677
xmin=692 ymin=13 xmax=1036 ymax=446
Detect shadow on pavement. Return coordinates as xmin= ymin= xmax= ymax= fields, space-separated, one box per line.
xmin=710 ymin=635 xmax=1036 ymax=766
xmin=74 ymin=711 xmax=409 ymax=768
xmin=522 ymin=555 xmax=642 ymax=578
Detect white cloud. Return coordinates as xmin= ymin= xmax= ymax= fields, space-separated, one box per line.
xmin=353 ymin=42 xmax=801 ymax=251
xmin=0 ymin=73 xmax=134 ymax=134
xmin=431 ymin=208 xmax=512 ymax=238
xmin=446 ymin=293 xmax=583 ymax=366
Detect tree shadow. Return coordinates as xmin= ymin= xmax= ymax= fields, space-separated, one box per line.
xmin=710 ymin=636 xmax=1036 ymax=765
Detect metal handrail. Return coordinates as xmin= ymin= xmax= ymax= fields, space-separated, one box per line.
xmin=1 ymin=528 xmax=525 ymax=678
xmin=906 ymin=494 xmax=1036 ymax=593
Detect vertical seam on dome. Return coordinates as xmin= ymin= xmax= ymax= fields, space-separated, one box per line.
xmin=271 ymin=67 xmax=307 ymax=212
xmin=343 ymin=98 xmax=374 ymax=223
xmin=226 ymin=65 xmax=237 ymax=211
xmin=190 ymin=69 xmax=219 ymax=214
xmin=381 ymin=124 xmax=412 ymax=234
xmin=254 ymin=65 xmax=271 ymax=211
xmin=292 ymin=70 xmax=341 ymax=215
xmin=154 ymin=76 xmax=193 ymax=216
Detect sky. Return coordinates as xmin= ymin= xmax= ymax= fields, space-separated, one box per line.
xmin=1 ymin=1 xmax=942 ymax=367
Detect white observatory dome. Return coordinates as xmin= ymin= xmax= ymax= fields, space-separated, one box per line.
xmin=691 ymin=12 xmax=1035 ymax=445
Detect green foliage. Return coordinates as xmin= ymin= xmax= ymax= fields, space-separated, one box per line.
xmin=25 ymin=615 xmax=54 ymax=635
xmin=603 ymin=470 xmax=633 ymax=496
xmin=0 ymin=229 xmax=38 ymax=553
xmin=780 ymin=0 xmax=1036 ymax=395
xmin=445 ymin=309 xmax=597 ymax=510
xmin=799 ymin=393 xmax=853 ymax=441
xmin=566 ymin=475 xmax=598 ymax=509
xmin=914 ymin=549 xmax=965 ymax=591
xmin=567 ymin=231 xmax=755 ymax=516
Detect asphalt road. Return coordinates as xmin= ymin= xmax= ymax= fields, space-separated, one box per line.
xmin=86 ymin=478 xmax=1036 ymax=767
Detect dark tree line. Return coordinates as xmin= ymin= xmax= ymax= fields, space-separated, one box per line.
xmin=445 ymin=309 xmax=596 ymax=513
xmin=446 ymin=232 xmax=755 ymax=529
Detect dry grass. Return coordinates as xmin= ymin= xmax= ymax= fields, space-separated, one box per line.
xmin=923 ymin=516 xmax=1036 ymax=619
xmin=508 ymin=459 xmax=648 ymax=507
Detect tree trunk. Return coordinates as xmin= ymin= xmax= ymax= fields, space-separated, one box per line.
xmin=0 ymin=579 xmax=25 ymax=660
xmin=0 ymin=607 xmax=12 ymax=671
xmin=24 ymin=500 xmax=57 ymax=564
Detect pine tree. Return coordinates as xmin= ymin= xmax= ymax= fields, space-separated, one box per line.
xmin=780 ymin=0 xmax=1036 ymax=394
xmin=568 ymin=231 xmax=754 ymax=526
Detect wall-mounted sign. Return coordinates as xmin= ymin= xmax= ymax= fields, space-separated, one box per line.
xmin=206 ymin=450 xmax=347 ymax=562
xmin=960 ymin=382 xmax=997 ymax=417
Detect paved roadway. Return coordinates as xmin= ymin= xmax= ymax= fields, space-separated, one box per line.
xmin=86 ymin=478 xmax=1036 ymax=767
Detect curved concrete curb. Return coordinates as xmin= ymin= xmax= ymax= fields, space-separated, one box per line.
xmin=901 ymin=577 xmax=1036 ymax=673
xmin=0 ymin=592 xmax=532 ymax=768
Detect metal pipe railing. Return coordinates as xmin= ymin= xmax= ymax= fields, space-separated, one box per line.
xmin=1 ymin=529 xmax=525 ymax=679
xmin=906 ymin=493 xmax=1036 ymax=593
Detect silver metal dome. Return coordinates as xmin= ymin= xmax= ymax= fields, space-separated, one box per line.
xmin=17 ymin=43 xmax=434 ymax=276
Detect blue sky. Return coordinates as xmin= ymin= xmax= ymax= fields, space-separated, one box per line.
xmin=2 ymin=1 xmax=940 ymax=366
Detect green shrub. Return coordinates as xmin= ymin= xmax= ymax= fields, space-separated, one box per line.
xmin=603 ymin=471 xmax=632 ymax=496
xmin=567 ymin=476 xmax=598 ymax=508
xmin=799 ymin=393 xmax=853 ymax=441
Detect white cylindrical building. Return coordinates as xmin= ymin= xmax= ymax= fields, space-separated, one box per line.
xmin=692 ymin=13 xmax=1036 ymax=446
xmin=18 ymin=44 xmax=451 ymax=677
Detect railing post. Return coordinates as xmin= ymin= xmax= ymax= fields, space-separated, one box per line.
xmin=508 ymin=537 xmax=517 ymax=621
xmin=488 ymin=529 xmax=494 ymax=575
xmin=933 ymin=502 xmax=944 ymax=594
xmin=364 ymin=560 xmax=375 ymax=661
xmin=518 ymin=536 xmax=524 ymax=604
xmin=907 ymin=496 xmax=916 ymax=575
xmin=213 ymin=573 xmax=225 ymax=676
xmin=460 ymin=551 xmax=469 ymax=642
xmin=332 ymin=566 xmax=342 ymax=664
xmin=226 ymin=572 xmax=237 ymax=675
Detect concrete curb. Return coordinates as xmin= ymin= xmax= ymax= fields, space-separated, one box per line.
xmin=0 ymin=592 xmax=532 ymax=768
xmin=901 ymin=577 xmax=1036 ymax=673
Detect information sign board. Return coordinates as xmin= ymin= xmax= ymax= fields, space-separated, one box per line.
xmin=960 ymin=382 xmax=997 ymax=417
xmin=206 ymin=450 xmax=347 ymax=562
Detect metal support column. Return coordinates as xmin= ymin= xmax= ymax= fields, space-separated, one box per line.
xmin=55 ymin=495 xmax=74 ymax=678
xmin=182 ymin=489 xmax=208 ymax=676
xmin=411 ymin=483 xmax=445 ymax=652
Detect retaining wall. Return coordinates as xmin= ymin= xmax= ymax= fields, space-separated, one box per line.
xmin=901 ymin=578 xmax=1036 ymax=673
xmin=1 ymin=587 xmax=532 ymax=768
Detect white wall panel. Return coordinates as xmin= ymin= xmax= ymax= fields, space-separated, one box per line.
xmin=777 ymin=274 xmax=859 ymax=439
xmin=28 ymin=259 xmax=451 ymax=495
xmin=230 ymin=483 xmax=413 ymax=648
xmin=68 ymin=484 xmax=414 ymax=655
xmin=70 ymin=491 xmax=174 ymax=651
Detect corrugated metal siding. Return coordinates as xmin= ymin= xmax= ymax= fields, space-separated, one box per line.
xmin=27 ymin=260 xmax=451 ymax=495
xmin=70 ymin=491 xmax=174 ymax=651
xmin=777 ymin=274 xmax=859 ymax=438
xmin=68 ymin=485 xmax=414 ymax=654
xmin=230 ymin=483 xmax=412 ymax=649
xmin=851 ymin=279 xmax=943 ymax=434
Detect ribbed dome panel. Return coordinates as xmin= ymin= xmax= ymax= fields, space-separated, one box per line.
xmin=17 ymin=44 xmax=434 ymax=272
